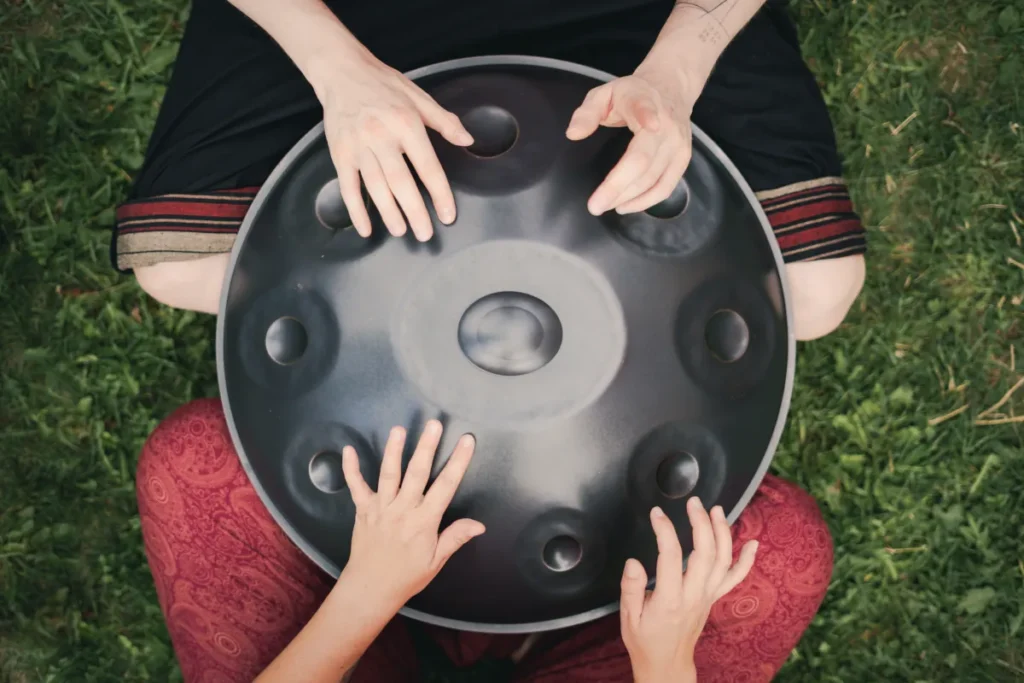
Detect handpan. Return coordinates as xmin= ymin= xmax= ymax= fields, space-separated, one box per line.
xmin=216 ymin=56 xmax=794 ymax=633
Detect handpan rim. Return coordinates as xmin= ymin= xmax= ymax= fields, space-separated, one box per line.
xmin=215 ymin=54 xmax=796 ymax=634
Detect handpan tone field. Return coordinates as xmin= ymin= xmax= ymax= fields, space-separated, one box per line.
xmin=216 ymin=56 xmax=795 ymax=633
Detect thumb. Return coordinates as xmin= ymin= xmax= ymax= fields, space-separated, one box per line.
xmin=566 ymin=85 xmax=613 ymax=140
xmin=619 ymin=558 xmax=648 ymax=631
xmin=432 ymin=519 xmax=486 ymax=571
xmin=621 ymin=92 xmax=661 ymax=133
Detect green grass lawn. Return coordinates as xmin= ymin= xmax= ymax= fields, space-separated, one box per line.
xmin=2 ymin=0 xmax=1023 ymax=681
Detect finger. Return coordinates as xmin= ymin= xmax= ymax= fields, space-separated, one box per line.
xmin=709 ymin=505 xmax=734 ymax=586
xmin=614 ymin=143 xmax=691 ymax=215
xmin=358 ymin=149 xmax=408 ymax=237
xmin=715 ymin=540 xmax=759 ymax=600
xmin=431 ymin=518 xmax=486 ymax=572
xmin=566 ymin=85 xmax=613 ymax=140
xmin=371 ymin=140 xmax=433 ymax=241
xmin=396 ymin=420 xmax=444 ymax=504
xmin=402 ymin=124 xmax=458 ymax=225
xmin=423 ymin=433 xmax=476 ymax=516
xmin=607 ymin=140 xmax=674 ymax=212
xmin=619 ymin=558 xmax=648 ymax=631
xmin=588 ymin=134 xmax=657 ymax=215
xmin=376 ymin=426 xmax=407 ymax=503
xmin=682 ymin=496 xmax=716 ymax=589
xmin=341 ymin=446 xmax=374 ymax=507
xmin=337 ymin=164 xmax=373 ymax=238
xmin=649 ymin=506 xmax=684 ymax=605
xmin=412 ymin=91 xmax=474 ymax=147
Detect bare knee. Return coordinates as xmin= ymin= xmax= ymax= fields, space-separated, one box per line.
xmin=134 ymin=253 xmax=230 ymax=314
xmin=785 ymin=255 xmax=866 ymax=341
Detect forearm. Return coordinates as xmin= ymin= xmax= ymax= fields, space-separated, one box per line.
xmin=638 ymin=0 xmax=767 ymax=87
xmin=226 ymin=0 xmax=373 ymax=97
xmin=254 ymin=577 xmax=396 ymax=683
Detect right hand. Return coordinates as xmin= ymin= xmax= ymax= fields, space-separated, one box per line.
xmin=620 ymin=498 xmax=758 ymax=683
xmin=318 ymin=54 xmax=474 ymax=241
xmin=338 ymin=420 xmax=485 ymax=613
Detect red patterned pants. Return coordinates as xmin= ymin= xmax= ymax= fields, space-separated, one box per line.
xmin=137 ymin=399 xmax=833 ymax=682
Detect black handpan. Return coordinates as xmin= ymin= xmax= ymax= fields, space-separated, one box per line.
xmin=216 ymin=56 xmax=794 ymax=633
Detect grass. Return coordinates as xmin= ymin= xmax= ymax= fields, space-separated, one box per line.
xmin=1 ymin=0 xmax=1023 ymax=681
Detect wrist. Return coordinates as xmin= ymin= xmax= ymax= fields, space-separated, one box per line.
xmin=633 ymin=660 xmax=698 ymax=683
xmin=295 ymin=25 xmax=376 ymax=101
xmin=334 ymin=565 xmax=406 ymax=620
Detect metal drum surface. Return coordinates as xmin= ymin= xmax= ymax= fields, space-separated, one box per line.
xmin=216 ymin=56 xmax=794 ymax=633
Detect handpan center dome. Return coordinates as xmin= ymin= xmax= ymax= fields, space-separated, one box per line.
xmin=217 ymin=56 xmax=794 ymax=634
xmin=458 ymin=292 xmax=562 ymax=376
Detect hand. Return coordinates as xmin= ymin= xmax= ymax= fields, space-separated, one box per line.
xmin=566 ymin=67 xmax=697 ymax=217
xmin=318 ymin=54 xmax=474 ymax=241
xmin=339 ymin=420 xmax=485 ymax=612
xmin=620 ymin=499 xmax=758 ymax=683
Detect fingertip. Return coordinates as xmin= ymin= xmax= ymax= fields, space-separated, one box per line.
xmin=458 ymin=433 xmax=475 ymax=449
xmin=651 ymin=506 xmax=666 ymax=520
xmin=749 ymin=540 xmax=760 ymax=555
xmin=623 ymin=558 xmax=645 ymax=579
xmin=424 ymin=419 xmax=442 ymax=436
xmin=438 ymin=206 xmax=456 ymax=224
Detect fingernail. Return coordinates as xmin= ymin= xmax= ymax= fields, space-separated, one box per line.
xmin=390 ymin=426 xmax=404 ymax=439
xmin=690 ymin=496 xmax=702 ymax=509
xmin=651 ymin=506 xmax=666 ymax=519
xmin=588 ymin=201 xmax=605 ymax=216
xmin=426 ymin=420 xmax=442 ymax=435
xmin=439 ymin=207 xmax=455 ymax=224
xmin=713 ymin=505 xmax=724 ymax=518
xmin=624 ymin=559 xmax=644 ymax=578
xmin=458 ymin=131 xmax=474 ymax=145
xmin=459 ymin=434 xmax=475 ymax=448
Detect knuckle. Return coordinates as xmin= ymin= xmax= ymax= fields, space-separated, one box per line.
xmin=362 ymin=116 xmax=389 ymax=138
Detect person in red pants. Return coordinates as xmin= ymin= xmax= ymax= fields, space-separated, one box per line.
xmin=136 ymin=399 xmax=833 ymax=682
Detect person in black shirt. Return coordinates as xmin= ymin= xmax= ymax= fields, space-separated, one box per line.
xmin=115 ymin=0 xmax=865 ymax=340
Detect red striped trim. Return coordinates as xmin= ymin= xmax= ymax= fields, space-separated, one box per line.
xmin=119 ymin=225 xmax=241 ymax=235
xmin=117 ymin=200 xmax=252 ymax=221
xmin=764 ymin=197 xmax=856 ymax=228
xmin=775 ymin=219 xmax=863 ymax=251
xmin=758 ymin=182 xmax=866 ymax=262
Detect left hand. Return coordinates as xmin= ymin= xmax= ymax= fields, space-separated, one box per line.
xmin=339 ymin=420 xmax=485 ymax=612
xmin=620 ymin=499 xmax=758 ymax=683
xmin=566 ymin=67 xmax=696 ymax=216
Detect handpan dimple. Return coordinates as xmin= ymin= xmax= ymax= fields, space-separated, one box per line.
xmin=309 ymin=451 xmax=345 ymax=493
xmin=705 ymin=309 xmax=750 ymax=364
xmin=655 ymin=451 xmax=700 ymax=500
xmin=462 ymin=105 xmax=519 ymax=158
xmin=314 ymin=179 xmax=352 ymax=231
xmin=218 ymin=56 xmax=793 ymax=634
xmin=542 ymin=535 xmax=583 ymax=572
xmin=265 ymin=317 xmax=308 ymax=365
xmin=458 ymin=292 xmax=562 ymax=376
xmin=645 ymin=180 xmax=690 ymax=219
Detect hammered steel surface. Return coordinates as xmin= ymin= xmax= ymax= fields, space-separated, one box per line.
xmin=217 ymin=56 xmax=794 ymax=633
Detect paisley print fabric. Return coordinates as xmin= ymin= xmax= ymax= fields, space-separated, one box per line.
xmin=136 ymin=399 xmax=833 ymax=682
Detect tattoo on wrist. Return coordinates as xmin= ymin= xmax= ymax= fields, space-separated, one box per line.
xmin=674 ymin=0 xmax=739 ymax=37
